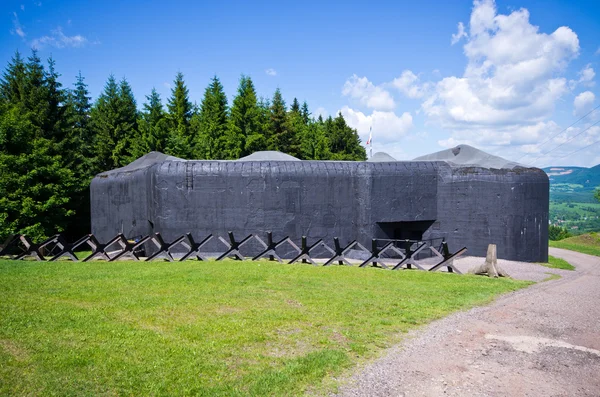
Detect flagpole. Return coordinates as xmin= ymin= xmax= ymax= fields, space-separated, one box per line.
xmin=369 ymin=126 xmax=372 ymax=159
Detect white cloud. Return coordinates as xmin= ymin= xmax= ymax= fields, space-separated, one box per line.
xmin=265 ymin=68 xmax=277 ymax=76
xmin=31 ymin=27 xmax=87 ymax=49
xmin=342 ymin=74 xmax=395 ymax=111
xmin=20 ymin=4 xmax=24 ymax=11
xmin=573 ymin=91 xmax=595 ymax=116
xmin=451 ymin=22 xmax=467 ymax=45
xmin=437 ymin=120 xmax=558 ymax=149
xmin=391 ymin=70 xmax=430 ymax=99
xmin=10 ymin=12 xmax=26 ymax=38
xmin=596 ymin=47 xmax=600 ymax=55
xmin=340 ymin=106 xmax=413 ymax=142
xmin=423 ymin=0 xmax=579 ymax=150
xmin=163 ymin=82 xmax=172 ymax=89
xmin=570 ymin=64 xmax=595 ymax=89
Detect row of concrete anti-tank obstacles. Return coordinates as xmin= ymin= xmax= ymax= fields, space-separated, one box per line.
xmin=0 ymin=231 xmax=467 ymax=273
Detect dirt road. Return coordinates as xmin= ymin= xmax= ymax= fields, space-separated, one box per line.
xmin=336 ymin=248 xmax=600 ymax=396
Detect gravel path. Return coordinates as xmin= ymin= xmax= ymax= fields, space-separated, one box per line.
xmin=334 ymin=248 xmax=600 ymax=396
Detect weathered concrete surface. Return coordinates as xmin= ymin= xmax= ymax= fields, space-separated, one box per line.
xmin=90 ymin=149 xmax=549 ymax=261
xmin=335 ymin=248 xmax=600 ymax=396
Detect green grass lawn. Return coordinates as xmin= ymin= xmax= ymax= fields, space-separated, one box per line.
xmin=0 ymin=259 xmax=529 ymax=396
xmin=539 ymin=255 xmax=575 ymax=270
xmin=550 ymin=232 xmax=600 ymax=257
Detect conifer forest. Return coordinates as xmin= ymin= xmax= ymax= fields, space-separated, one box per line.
xmin=0 ymin=50 xmax=367 ymax=241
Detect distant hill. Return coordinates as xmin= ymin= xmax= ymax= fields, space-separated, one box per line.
xmin=543 ymin=165 xmax=600 ymax=190
xmin=544 ymin=165 xmax=600 ymax=234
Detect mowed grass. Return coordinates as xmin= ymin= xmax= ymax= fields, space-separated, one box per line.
xmin=539 ymin=255 xmax=575 ymax=271
xmin=0 ymin=259 xmax=529 ymax=396
xmin=550 ymin=232 xmax=600 ymax=257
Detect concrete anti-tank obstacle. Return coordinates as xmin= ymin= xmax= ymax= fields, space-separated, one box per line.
xmin=468 ymin=244 xmax=510 ymax=278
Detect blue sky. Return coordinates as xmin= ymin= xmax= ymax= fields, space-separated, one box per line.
xmin=2 ymin=0 xmax=600 ymax=166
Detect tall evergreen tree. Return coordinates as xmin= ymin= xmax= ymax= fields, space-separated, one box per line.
xmin=64 ymin=71 xmax=94 ymax=237
xmin=290 ymin=97 xmax=300 ymax=114
xmin=44 ymin=57 xmax=69 ymax=142
xmin=0 ymin=51 xmax=77 ymax=240
xmin=22 ymin=50 xmax=49 ymax=134
xmin=116 ymin=78 xmax=139 ymax=163
xmin=226 ymin=75 xmax=262 ymax=158
xmin=90 ymin=75 xmax=139 ymax=171
xmin=166 ymin=72 xmax=194 ymax=158
xmin=301 ymin=101 xmax=310 ymax=125
xmin=196 ymin=76 xmax=228 ymax=159
xmin=325 ymin=112 xmax=367 ymax=161
xmin=268 ymin=88 xmax=299 ymax=156
xmin=90 ymin=75 xmax=119 ymax=172
xmin=300 ymin=122 xmax=330 ymax=160
xmin=0 ymin=51 xmax=26 ymax=103
xmin=67 ymin=71 xmax=92 ymax=156
xmin=134 ymin=88 xmax=169 ymax=157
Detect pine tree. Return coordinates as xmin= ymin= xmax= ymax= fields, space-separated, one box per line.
xmin=134 ymin=88 xmax=169 ymax=157
xmin=166 ymin=72 xmax=194 ymax=158
xmin=0 ymin=52 xmax=77 ymax=240
xmin=90 ymin=75 xmax=139 ymax=171
xmin=0 ymin=105 xmax=76 ymax=240
xmin=115 ymin=78 xmax=139 ymax=163
xmin=300 ymin=121 xmax=330 ymax=160
xmin=301 ymin=101 xmax=310 ymax=125
xmin=67 ymin=71 xmax=92 ymax=158
xmin=290 ymin=97 xmax=300 ymax=114
xmin=63 ymin=71 xmax=94 ymax=237
xmin=226 ymin=75 xmax=262 ymax=158
xmin=22 ymin=50 xmax=48 ymax=134
xmin=268 ymin=88 xmax=299 ymax=156
xmin=325 ymin=112 xmax=367 ymax=161
xmin=196 ymin=76 xmax=228 ymax=159
xmin=0 ymin=51 xmax=26 ymax=103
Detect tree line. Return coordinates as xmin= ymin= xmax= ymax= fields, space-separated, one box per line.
xmin=0 ymin=50 xmax=366 ymax=241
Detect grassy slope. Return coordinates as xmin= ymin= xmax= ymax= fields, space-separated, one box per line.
xmin=550 ymin=232 xmax=600 ymax=257
xmin=539 ymin=255 xmax=575 ymax=270
xmin=0 ymin=259 xmax=529 ymax=396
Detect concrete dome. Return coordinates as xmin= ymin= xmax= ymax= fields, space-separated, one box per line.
xmin=237 ymin=151 xmax=300 ymax=161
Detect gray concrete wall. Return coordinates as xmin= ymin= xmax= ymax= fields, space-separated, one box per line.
xmin=430 ymin=166 xmax=549 ymax=262
xmin=90 ymin=158 xmax=549 ymax=262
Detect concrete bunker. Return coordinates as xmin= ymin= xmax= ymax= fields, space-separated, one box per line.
xmin=90 ymin=145 xmax=549 ymax=262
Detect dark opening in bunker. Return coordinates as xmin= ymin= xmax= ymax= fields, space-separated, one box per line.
xmin=376 ymin=220 xmax=436 ymax=241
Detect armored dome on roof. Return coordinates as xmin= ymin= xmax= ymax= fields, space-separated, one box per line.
xmin=237 ymin=151 xmax=301 ymax=161
xmin=414 ymin=144 xmax=523 ymax=169
xmin=367 ymin=152 xmax=397 ymax=162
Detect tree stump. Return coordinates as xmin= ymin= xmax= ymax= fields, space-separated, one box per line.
xmin=468 ymin=244 xmax=510 ymax=278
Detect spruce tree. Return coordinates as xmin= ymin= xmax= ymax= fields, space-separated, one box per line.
xmin=166 ymin=72 xmax=193 ymax=158
xmin=268 ymin=88 xmax=299 ymax=156
xmin=90 ymin=75 xmax=139 ymax=171
xmin=325 ymin=112 xmax=367 ymax=161
xmin=301 ymin=101 xmax=310 ymax=125
xmin=67 ymin=71 xmax=92 ymax=158
xmin=0 ymin=52 xmax=77 ymax=240
xmin=301 ymin=122 xmax=330 ymax=160
xmin=115 ymin=78 xmax=139 ymax=163
xmin=290 ymin=97 xmax=300 ymax=114
xmin=64 ymin=71 xmax=94 ymax=237
xmin=196 ymin=76 xmax=228 ymax=159
xmin=22 ymin=50 xmax=48 ymax=133
xmin=134 ymin=88 xmax=168 ymax=157
xmin=0 ymin=51 xmax=26 ymax=103
xmin=226 ymin=75 xmax=262 ymax=158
